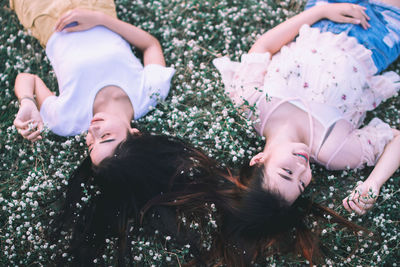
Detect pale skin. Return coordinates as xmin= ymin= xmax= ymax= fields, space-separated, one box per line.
xmin=249 ymin=103 xmax=314 ymax=204
xmin=245 ymin=2 xmax=400 ymax=214
xmin=13 ymin=9 xmax=166 ymax=165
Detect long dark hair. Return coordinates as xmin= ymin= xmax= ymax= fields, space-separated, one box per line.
xmin=50 ymin=133 xmax=366 ymax=266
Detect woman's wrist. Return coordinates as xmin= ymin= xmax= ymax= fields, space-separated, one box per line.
xmin=364 ymin=176 xmax=382 ymax=193
xmin=311 ymin=3 xmax=328 ymax=21
xmin=94 ymin=11 xmax=106 ymax=27
xmin=97 ymin=11 xmax=114 ymax=28
xmin=19 ymin=96 xmax=37 ymax=107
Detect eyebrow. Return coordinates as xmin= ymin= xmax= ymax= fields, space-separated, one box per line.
xmin=279 ymin=173 xmax=304 ymax=193
xmin=88 ymin=139 xmax=116 ymax=154
xmin=100 ymin=139 xmax=116 ymax=144
xmin=279 ymin=173 xmax=292 ymax=181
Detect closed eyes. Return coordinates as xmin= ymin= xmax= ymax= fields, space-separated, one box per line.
xmin=283 ymin=168 xmax=293 ymax=175
xmin=101 ymin=133 xmax=110 ymax=139
xmin=88 ymin=136 xmax=116 ymax=155
xmin=279 ymin=171 xmax=305 ymax=194
xmin=279 ymin=173 xmax=292 ymax=181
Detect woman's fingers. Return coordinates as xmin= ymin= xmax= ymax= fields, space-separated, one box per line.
xmin=54 ymin=9 xmax=78 ymax=32
xmin=15 ymin=120 xmax=43 ymax=141
xmin=354 ymin=183 xmax=378 ymax=204
xmin=13 ymin=118 xmax=30 ymax=130
xmin=360 ymin=8 xmax=370 ymax=20
xmin=54 ymin=12 xmax=68 ymax=31
xmin=353 ymin=5 xmax=370 ymax=29
xmin=357 ymin=200 xmax=374 ymax=210
xmin=26 ymin=128 xmax=42 ymax=141
xmin=358 ymin=13 xmax=370 ymax=29
xmin=340 ymin=16 xmax=362 ymax=26
xmin=342 ymin=197 xmax=352 ymax=213
xmin=325 ymin=3 xmax=370 ymax=29
xmin=341 ymin=4 xmax=370 ymax=29
xmin=348 ymin=200 xmax=366 ymax=215
xmin=343 ymin=186 xmax=377 ymax=215
xmin=353 ymin=196 xmax=373 ymax=210
xmin=54 ymin=9 xmax=100 ymax=33
xmin=55 ymin=13 xmax=74 ymax=32
xmin=19 ymin=128 xmax=31 ymax=137
xmin=19 ymin=121 xmax=37 ymax=136
xmin=343 ymin=198 xmax=367 ymax=215
xmin=358 ymin=194 xmax=377 ymax=204
xmin=63 ymin=24 xmax=85 ymax=33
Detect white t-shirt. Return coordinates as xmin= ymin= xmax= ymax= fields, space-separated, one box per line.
xmin=41 ymin=26 xmax=175 ymax=136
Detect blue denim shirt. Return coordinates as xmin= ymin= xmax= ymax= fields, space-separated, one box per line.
xmin=306 ymin=0 xmax=400 ymax=74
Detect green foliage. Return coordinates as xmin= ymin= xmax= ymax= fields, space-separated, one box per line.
xmin=0 ymin=0 xmax=399 ymax=265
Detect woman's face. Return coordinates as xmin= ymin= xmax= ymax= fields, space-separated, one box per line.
xmin=250 ymin=142 xmax=312 ymax=203
xmin=85 ymin=112 xmax=139 ymax=165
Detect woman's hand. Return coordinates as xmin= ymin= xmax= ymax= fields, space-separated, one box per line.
xmin=13 ymin=100 xmax=44 ymax=142
xmin=342 ymin=180 xmax=380 ymax=215
xmin=322 ymin=3 xmax=370 ymax=29
xmin=343 ymin=128 xmax=400 ymax=215
xmin=54 ymin=9 xmax=103 ymax=33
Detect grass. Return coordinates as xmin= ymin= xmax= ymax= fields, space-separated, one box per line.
xmin=0 ymin=0 xmax=399 ymax=265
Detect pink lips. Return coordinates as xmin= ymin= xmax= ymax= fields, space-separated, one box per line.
xmin=296 ymin=152 xmax=309 ymax=162
xmin=90 ymin=117 xmax=104 ymax=125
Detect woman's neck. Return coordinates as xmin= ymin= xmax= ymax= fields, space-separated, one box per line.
xmin=263 ymin=99 xmax=312 ymax=146
xmin=264 ymin=122 xmax=309 ymax=151
xmin=93 ymin=85 xmax=134 ymax=122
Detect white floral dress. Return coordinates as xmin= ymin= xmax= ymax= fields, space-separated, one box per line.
xmin=214 ymin=25 xmax=399 ymax=170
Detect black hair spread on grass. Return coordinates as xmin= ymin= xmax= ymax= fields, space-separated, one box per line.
xmin=50 ymin=133 xmax=225 ymax=266
xmin=49 ymin=133 xmax=367 ymax=266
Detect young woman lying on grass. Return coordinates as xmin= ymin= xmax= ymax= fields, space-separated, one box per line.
xmin=11 ymin=0 xmax=174 ymax=165
xmin=214 ymin=0 xmax=400 ymax=216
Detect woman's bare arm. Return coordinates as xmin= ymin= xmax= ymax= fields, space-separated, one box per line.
xmin=13 ymin=73 xmax=54 ymax=141
xmin=249 ymin=3 xmax=370 ymax=55
xmin=54 ymin=9 xmax=165 ymax=66
xmin=14 ymin=73 xmax=53 ymax=108
xmin=365 ymin=129 xmax=400 ymax=189
xmin=343 ymin=129 xmax=400 ymax=215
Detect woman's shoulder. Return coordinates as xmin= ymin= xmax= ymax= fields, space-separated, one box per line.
xmin=212 ymin=52 xmax=271 ymax=108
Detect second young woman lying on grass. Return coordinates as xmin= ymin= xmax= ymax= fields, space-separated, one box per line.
xmin=11 ymin=0 xmax=174 ymax=165
xmin=214 ymin=0 xmax=400 ymax=216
